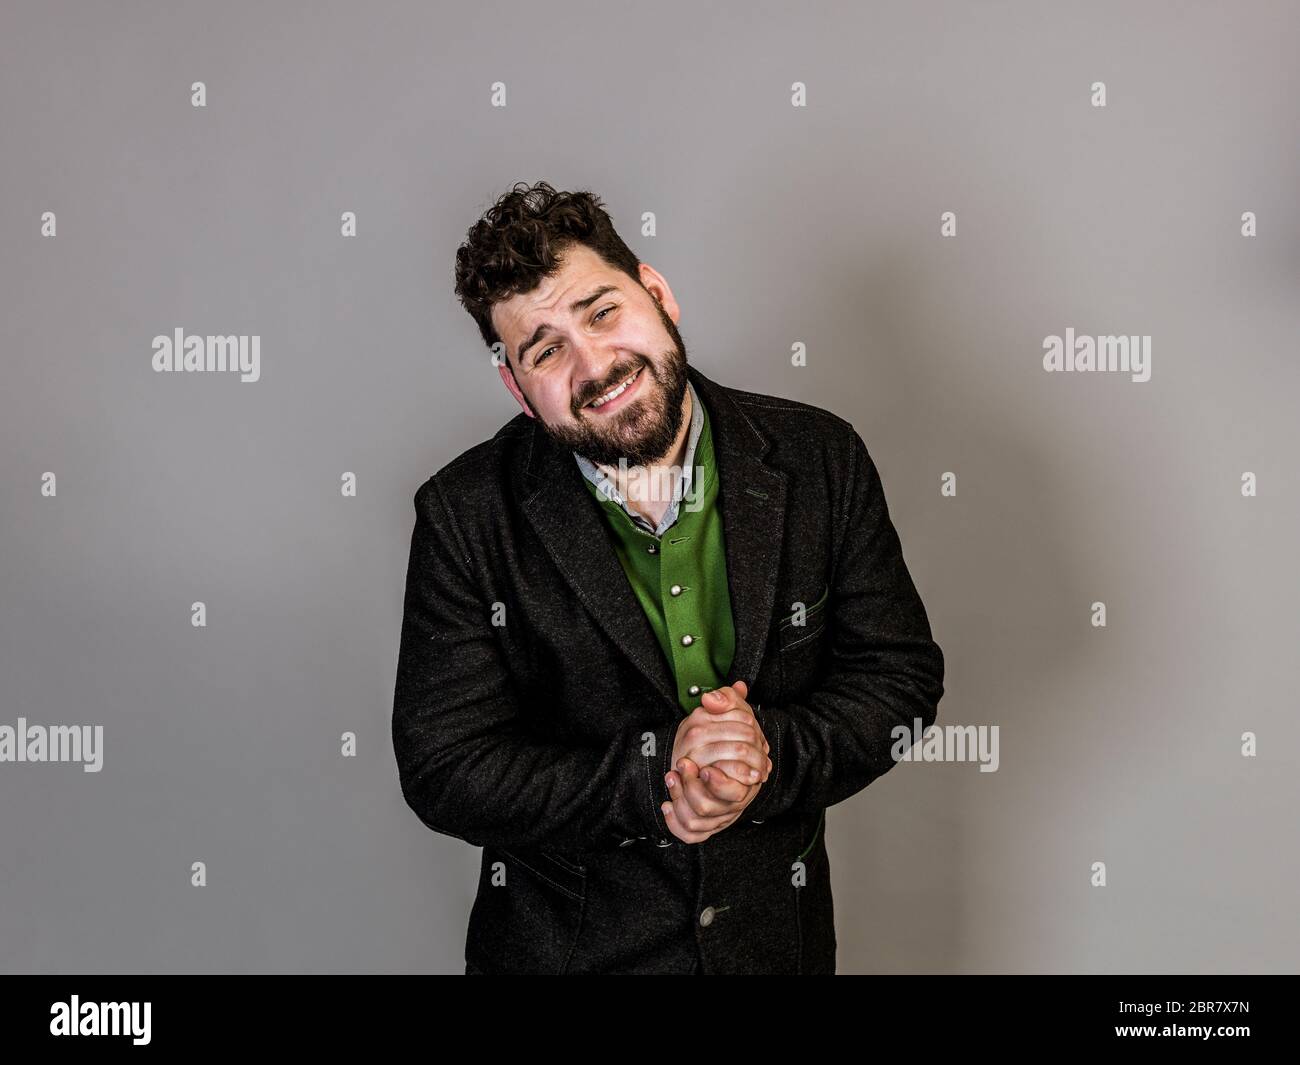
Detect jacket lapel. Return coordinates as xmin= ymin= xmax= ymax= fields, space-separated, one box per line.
xmin=521 ymin=364 xmax=788 ymax=717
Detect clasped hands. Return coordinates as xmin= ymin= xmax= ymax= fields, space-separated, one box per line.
xmin=661 ymin=679 xmax=771 ymax=843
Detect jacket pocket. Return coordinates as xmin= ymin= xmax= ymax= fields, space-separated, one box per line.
xmin=536 ymin=847 xmax=587 ymax=883
xmin=778 ymin=616 xmax=828 ymax=653
xmin=796 ymin=810 xmax=836 ymax=974
xmin=777 ymin=583 xmax=829 ymax=632
xmin=465 ymin=845 xmax=588 ymax=974
xmin=798 ymin=810 xmax=827 ymax=873
xmin=502 ymin=846 xmax=587 ymax=901
xmin=776 ymin=586 xmax=831 ymax=697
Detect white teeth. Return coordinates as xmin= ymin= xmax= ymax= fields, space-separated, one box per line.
xmin=588 ymin=368 xmax=639 ymax=408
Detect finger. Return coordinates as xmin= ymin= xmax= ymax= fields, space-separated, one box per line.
xmin=728 ymin=681 xmax=764 ymax=759
xmin=695 ymin=760 xmax=751 ymax=803
xmin=676 ymin=757 xmax=735 ymax=820
xmin=702 ymin=681 xmax=752 ymax=716
xmin=681 ymin=739 xmax=767 ymax=777
xmin=699 ymin=688 xmax=740 ymax=715
xmin=706 ymin=758 xmax=771 ymax=787
xmin=670 ymin=759 xmax=740 ymax=828
xmin=662 ymin=798 xmax=738 ymax=843
xmin=699 ymin=684 xmax=755 ymax=716
xmin=725 ymin=681 xmax=769 ymax=754
xmin=680 ymin=718 xmax=764 ymax=755
xmin=691 ymin=700 xmax=752 ymax=720
xmin=661 ymin=802 xmax=710 ymax=843
xmin=703 ymin=761 xmax=762 ymax=789
xmin=681 ymin=759 xmax=754 ymax=806
xmin=673 ymin=760 xmax=750 ymax=800
xmin=663 ymin=791 xmax=728 ymax=840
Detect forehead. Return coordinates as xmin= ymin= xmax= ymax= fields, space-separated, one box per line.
xmin=491 ymin=245 xmax=619 ymax=340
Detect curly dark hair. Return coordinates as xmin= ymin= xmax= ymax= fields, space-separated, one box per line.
xmin=453 ymin=181 xmax=644 ymax=359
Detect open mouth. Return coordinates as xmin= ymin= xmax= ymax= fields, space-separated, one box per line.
xmin=584 ymin=366 xmax=644 ymax=414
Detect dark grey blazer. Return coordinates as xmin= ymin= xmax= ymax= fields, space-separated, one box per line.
xmin=392 ymin=363 xmax=944 ymax=974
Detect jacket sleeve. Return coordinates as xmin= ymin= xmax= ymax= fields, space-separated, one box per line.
xmin=744 ymin=429 xmax=944 ymax=822
xmin=392 ymin=476 xmax=678 ymax=853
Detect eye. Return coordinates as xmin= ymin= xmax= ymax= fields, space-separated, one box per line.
xmin=534 ymin=307 xmax=615 ymax=366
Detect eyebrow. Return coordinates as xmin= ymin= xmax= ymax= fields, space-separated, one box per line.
xmin=516 ymin=284 xmax=620 ymax=367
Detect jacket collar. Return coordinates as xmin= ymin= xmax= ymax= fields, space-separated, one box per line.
xmin=521 ymin=363 xmax=788 ymax=715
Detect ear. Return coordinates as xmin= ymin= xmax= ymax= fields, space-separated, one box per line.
xmin=638 ymin=262 xmax=681 ymax=325
xmin=498 ymin=359 xmax=536 ymax=418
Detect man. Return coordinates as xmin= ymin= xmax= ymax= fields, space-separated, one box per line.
xmin=392 ymin=181 xmax=944 ymax=974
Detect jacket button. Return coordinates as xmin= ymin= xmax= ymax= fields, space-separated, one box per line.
xmin=670 ymin=584 xmax=682 ymax=596
xmin=750 ymin=819 xmax=764 ymax=824
xmin=687 ymin=684 xmax=701 ymax=696
xmin=647 ymin=544 xmax=658 ymax=554
xmin=619 ymin=837 xmax=636 ymax=846
xmin=699 ymin=906 xmax=716 ymax=927
xmin=680 ymin=634 xmax=694 ymax=646
xmin=655 ymin=838 xmax=671 ymax=847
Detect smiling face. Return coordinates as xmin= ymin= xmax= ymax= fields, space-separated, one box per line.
xmin=493 ymin=243 xmax=690 ymax=468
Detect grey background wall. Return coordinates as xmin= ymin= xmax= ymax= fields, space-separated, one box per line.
xmin=2 ymin=0 xmax=1297 ymax=974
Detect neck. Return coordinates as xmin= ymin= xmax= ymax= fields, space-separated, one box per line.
xmin=596 ymin=384 xmax=693 ymax=518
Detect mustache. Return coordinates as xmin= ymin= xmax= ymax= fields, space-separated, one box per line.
xmin=578 ymin=360 xmax=647 ymax=408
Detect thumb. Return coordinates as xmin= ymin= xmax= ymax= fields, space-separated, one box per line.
xmin=701 ymin=688 xmax=735 ymax=713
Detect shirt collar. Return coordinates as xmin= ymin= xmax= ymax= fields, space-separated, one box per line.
xmin=573 ymin=377 xmax=706 ymax=537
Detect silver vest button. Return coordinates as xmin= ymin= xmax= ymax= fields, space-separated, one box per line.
xmin=699 ymin=906 xmax=716 ymax=927
xmin=681 ymin=634 xmax=694 ymax=646
xmin=670 ymin=584 xmax=683 ymax=596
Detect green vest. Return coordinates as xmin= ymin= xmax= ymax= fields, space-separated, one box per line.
xmin=580 ymin=400 xmax=736 ymax=713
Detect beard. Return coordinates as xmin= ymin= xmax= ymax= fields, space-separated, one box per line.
xmin=526 ymin=303 xmax=691 ymax=469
